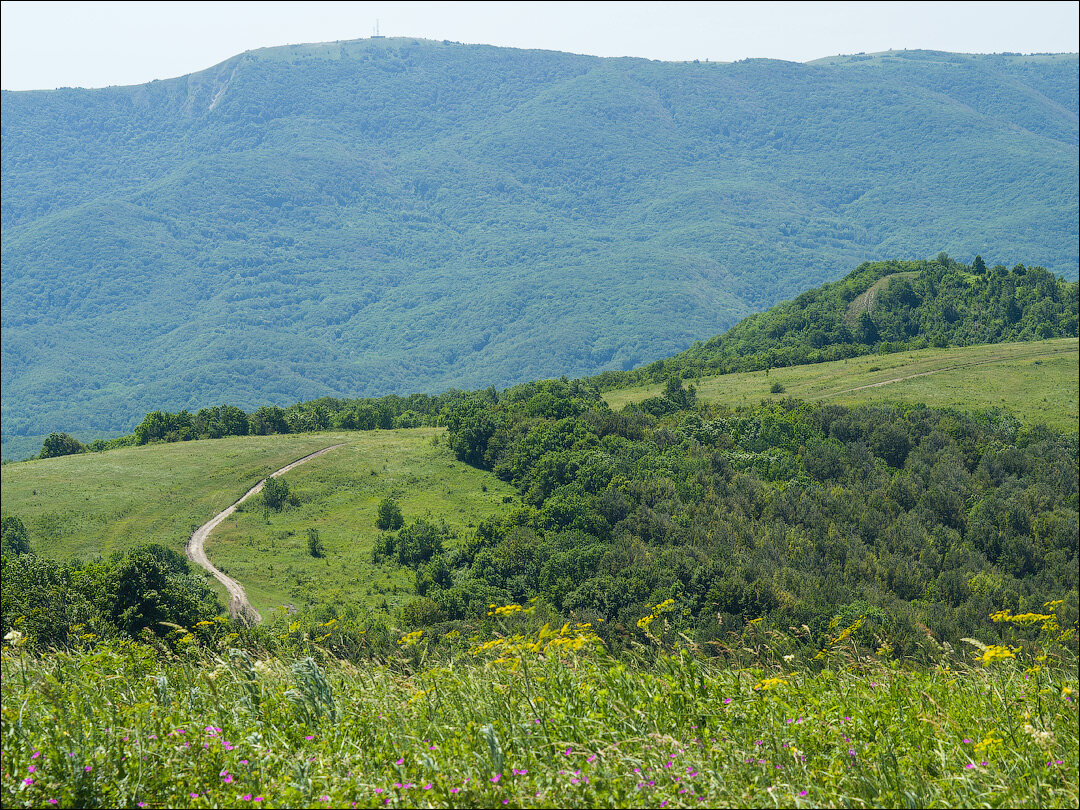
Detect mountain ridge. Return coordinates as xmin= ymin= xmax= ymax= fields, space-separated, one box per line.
xmin=2 ymin=39 xmax=1077 ymax=443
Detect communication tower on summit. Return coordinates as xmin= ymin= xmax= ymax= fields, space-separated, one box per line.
xmin=372 ymin=19 xmax=384 ymax=38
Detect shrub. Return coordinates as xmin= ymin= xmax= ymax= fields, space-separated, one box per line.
xmin=375 ymin=497 xmax=404 ymax=530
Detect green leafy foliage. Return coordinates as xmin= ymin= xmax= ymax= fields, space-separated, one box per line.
xmin=434 ymin=378 xmax=1079 ymax=658
xmin=0 ymin=516 xmax=30 ymax=556
xmin=374 ymin=497 xmax=404 ymax=531
xmin=3 ymin=43 xmax=1076 ymax=444
xmin=305 ymin=528 xmax=325 ymax=559
xmin=38 ymin=432 xmax=84 ymax=459
xmin=594 ymin=257 xmax=1079 ymax=390
xmin=0 ymin=544 xmax=220 ymax=648
xmin=262 ymin=476 xmax=290 ymax=512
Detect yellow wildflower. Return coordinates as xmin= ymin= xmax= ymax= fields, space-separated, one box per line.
xmin=754 ymin=677 xmax=788 ymax=691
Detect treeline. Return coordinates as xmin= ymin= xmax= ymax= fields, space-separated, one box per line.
xmin=377 ymin=378 xmax=1080 ymax=659
xmin=592 ymin=256 xmax=1079 ymax=390
xmin=37 ymin=388 xmax=500 ymax=458
xmin=0 ymin=533 xmax=220 ymax=647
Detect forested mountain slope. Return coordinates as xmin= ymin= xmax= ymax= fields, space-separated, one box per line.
xmin=2 ymin=40 xmax=1077 ymax=443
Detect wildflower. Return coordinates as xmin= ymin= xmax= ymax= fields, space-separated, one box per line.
xmin=31 ymin=752 xmax=41 ymax=760
xmin=491 ymin=773 xmax=502 ymax=783
xmin=978 ymin=645 xmax=1018 ymax=664
xmin=305 ymin=735 xmax=315 ymax=740
xmin=723 ymin=697 xmax=732 ymax=704
xmin=23 ymin=778 xmax=33 ymax=787
xmin=754 ymin=677 xmax=788 ymax=691
xmin=320 ymin=796 xmax=331 ymax=801
xmin=450 ymin=788 xmax=459 ymax=794
xmin=799 ymin=791 xmax=808 ymax=797
xmin=395 ymin=758 xmax=404 ymax=765
xmin=190 ymin=794 xmax=200 ymax=799
xmin=84 ymin=765 xmax=92 ymax=772
xmin=28 ymin=766 xmax=36 ymax=774
xmin=242 ymin=795 xmax=252 ymax=801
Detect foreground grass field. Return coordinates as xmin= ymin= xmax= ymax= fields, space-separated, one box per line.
xmin=2 ymin=620 xmax=1076 ymax=810
xmin=604 ymin=338 xmax=1079 ymax=430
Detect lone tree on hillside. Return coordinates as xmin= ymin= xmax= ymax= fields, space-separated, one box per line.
xmin=306 ymin=528 xmax=325 ymax=558
xmin=262 ymin=476 xmax=290 ymax=512
xmin=376 ymin=496 xmax=404 ymax=530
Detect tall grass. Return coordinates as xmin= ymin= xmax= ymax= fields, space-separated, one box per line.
xmin=2 ymin=611 xmax=1076 ymax=809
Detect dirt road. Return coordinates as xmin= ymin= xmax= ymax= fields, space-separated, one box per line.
xmin=185 ymin=444 xmax=344 ymax=625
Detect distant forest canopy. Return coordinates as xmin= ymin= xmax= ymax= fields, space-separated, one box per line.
xmin=592 ymin=255 xmax=1080 ymax=391
xmin=28 ymin=254 xmax=1078 ymax=460
xmin=2 ymin=40 xmax=1077 ymax=444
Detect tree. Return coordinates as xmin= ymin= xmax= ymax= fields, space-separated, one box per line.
xmin=376 ymin=497 xmax=404 ymax=530
xmin=134 ymin=412 xmax=169 ymax=445
xmin=39 ymin=432 xmax=85 ymax=459
xmin=307 ymin=528 xmax=325 ymax=558
xmin=263 ymin=476 xmax=290 ymax=512
xmin=0 ymin=516 xmax=30 ymax=556
xmin=662 ymin=375 xmax=696 ymax=410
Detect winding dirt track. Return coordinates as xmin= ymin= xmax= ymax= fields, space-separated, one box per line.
xmin=185 ymin=444 xmax=344 ymax=625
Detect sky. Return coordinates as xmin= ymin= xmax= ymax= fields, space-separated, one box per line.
xmin=2 ymin=1 xmax=1078 ymax=91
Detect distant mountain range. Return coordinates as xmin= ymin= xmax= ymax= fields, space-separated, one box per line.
xmin=2 ymin=39 xmax=1077 ymax=448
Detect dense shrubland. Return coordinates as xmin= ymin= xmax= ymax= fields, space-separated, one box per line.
xmin=1 ymin=543 xmax=220 ymax=648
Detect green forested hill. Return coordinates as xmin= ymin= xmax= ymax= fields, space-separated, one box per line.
xmin=2 ymin=41 xmax=1077 ymax=446
xmin=593 ymin=256 xmax=1080 ymax=389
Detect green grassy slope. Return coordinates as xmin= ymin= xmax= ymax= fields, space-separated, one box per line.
xmin=0 ymin=433 xmax=352 ymax=562
xmin=2 ymin=42 xmax=1076 ymax=441
xmin=207 ymin=430 xmax=514 ymax=615
xmin=0 ymin=428 xmax=510 ymax=567
xmin=604 ymin=338 xmax=1079 ymax=429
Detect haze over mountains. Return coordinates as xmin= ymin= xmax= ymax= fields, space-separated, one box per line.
xmin=1 ymin=38 xmax=1077 ymax=450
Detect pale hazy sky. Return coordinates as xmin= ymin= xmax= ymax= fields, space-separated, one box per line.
xmin=2 ymin=1 xmax=1078 ymax=91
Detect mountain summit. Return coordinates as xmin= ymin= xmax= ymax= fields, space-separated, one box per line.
xmin=2 ymin=39 xmax=1077 ymax=441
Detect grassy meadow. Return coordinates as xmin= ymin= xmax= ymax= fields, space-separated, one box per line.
xmin=208 ymin=430 xmax=515 ymax=615
xmin=0 ymin=429 xmax=514 ymax=614
xmin=2 ymin=613 xmax=1077 ymax=809
xmin=0 ymin=433 xmax=352 ymax=563
xmin=604 ymin=338 xmax=1080 ymax=429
